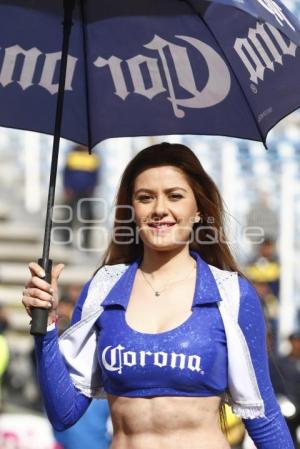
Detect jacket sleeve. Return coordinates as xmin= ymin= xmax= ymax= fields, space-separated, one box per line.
xmin=34 ymin=280 xmax=94 ymax=431
xmin=237 ymin=276 xmax=294 ymax=449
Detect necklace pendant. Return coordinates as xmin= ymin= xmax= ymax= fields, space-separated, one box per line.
xmin=155 ymin=291 xmax=160 ymax=296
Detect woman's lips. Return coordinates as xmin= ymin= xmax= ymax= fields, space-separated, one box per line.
xmin=148 ymin=223 xmax=176 ymax=232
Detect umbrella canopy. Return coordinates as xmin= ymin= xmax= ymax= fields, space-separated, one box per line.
xmin=0 ymin=0 xmax=300 ymax=148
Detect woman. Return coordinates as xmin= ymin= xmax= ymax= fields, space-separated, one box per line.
xmin=22 ymin=143 xmax=294 ymax=449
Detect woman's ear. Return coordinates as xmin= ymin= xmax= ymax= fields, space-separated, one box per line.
xmin=193 ymin=212 xmax=201 ymax=223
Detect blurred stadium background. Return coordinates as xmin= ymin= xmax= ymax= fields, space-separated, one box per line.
xmin=0 ymin=1 xmax=300 ymax=447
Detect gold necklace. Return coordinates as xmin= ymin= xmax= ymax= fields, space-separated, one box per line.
xmin=139 ymin=262 xmax=196 ymax=297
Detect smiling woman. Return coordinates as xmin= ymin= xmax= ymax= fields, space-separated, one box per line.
xmin=22 ymin=142 xmax=294 ymax=449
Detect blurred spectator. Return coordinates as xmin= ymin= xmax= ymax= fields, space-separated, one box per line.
xmin=245 ymin=237 xmax=280 ymax=297
xmin=0 ymin=305 xmax=9 ymax=411
xmin=61 ymin=144 xmax=101 ymax=249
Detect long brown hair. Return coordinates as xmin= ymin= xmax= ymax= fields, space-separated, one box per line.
xmin=96 ymin=142 xmax=244 ymax=436
xmin=98 ymin=142 xmax=241 ymax=273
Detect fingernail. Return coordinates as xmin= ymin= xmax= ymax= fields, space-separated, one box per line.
xmin=39 ymin=270 xmax=46 ymax=278
xmin=49 ymin=287 xmax=54 ymax=294
xmin=47 ymin=302 xmax=52 ymax=308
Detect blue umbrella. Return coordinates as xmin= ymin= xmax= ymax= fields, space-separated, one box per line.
xmin=1 ymin=0 xmax=300 ymax=146
xmin=0 ymin=0 xmax=299 ymax=334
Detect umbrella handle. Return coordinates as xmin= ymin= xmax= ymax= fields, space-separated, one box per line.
xmin=30 ymin=258 xmax=53 ymax=336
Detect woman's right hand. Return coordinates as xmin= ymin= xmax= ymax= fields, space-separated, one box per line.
xmin=22 ymin=262 xmax=65 ymax=324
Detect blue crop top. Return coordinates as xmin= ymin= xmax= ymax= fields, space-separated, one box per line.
xmin=34 ymin=251 xmax=294 ymax=448
xmin=92 ymin=250 xmax=228 ymax=398
xmin=96 ymin=300 xmax=227 ymax=398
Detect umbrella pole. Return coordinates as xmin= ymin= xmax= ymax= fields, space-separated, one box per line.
xmin=30 ymin=0 xmax=76 ymax=336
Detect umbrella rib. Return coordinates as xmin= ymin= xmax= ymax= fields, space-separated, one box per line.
xmin=80 ymin=0 xmax=93 ymax=153
xmin=182 ymin=0 xmax=268 ymax=149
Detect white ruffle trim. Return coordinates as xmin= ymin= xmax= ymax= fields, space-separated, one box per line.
xmin=222 ymin=391 xmax=266 ymax=419
xmin=231 ymin=402 xmax=266 ymax=420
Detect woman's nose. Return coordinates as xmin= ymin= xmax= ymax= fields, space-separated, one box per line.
xmin=152 ymin=196 xmax=168 ymax=215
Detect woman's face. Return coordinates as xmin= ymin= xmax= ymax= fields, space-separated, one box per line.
xmin=132 ymin=165 xmax=200 ymax=251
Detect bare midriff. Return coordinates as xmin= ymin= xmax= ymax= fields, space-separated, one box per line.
xmin=107 ymin=394 xmax=230 ymax=449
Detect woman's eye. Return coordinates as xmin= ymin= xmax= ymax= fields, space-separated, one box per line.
xmin=138 ymin=195 xmax=152 ymax=201
xmin=137 ymin=193 xmax=183 ymax=201
xmin=170 ymin=194 xmax=183 ymax=200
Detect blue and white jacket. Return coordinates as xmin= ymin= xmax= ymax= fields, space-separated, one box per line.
xmin=34 ymin=250 xmax=294 ymax=448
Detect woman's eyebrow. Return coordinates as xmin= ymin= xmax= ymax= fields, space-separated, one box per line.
xmin=134 ymin=187 xmax=188 ymax=194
